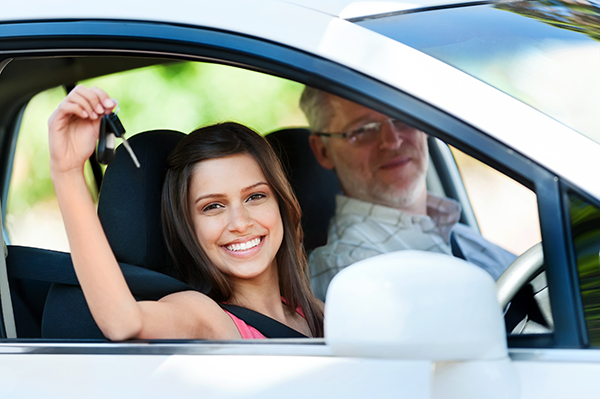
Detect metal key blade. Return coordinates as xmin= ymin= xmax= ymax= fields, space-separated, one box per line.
xmin=121 ymin=137 xmax=141 ymax=168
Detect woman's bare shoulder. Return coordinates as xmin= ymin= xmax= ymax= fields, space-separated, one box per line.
xmin=137 ymin=290 xmax=241 ymax=340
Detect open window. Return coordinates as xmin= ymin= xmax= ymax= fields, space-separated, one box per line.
xmin=0 ymin=20 xmax=573 ymax=347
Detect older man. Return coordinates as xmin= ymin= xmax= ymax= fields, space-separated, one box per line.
xmin=300 ymin=87 xmax=515 ymax=300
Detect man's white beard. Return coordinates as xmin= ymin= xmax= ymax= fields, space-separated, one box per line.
xmin=368 ymin=175 xmax=426 ymax=210
xmin=339 ymin=171 xmax=427 ymax=211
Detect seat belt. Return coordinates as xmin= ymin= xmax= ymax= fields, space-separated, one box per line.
xmin=220 ymin=303 xmax=307 ymax=338
xmin=0 ymin=207 xmax=17 ymax=338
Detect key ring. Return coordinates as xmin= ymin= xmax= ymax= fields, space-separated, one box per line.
xmin=96 ymin=101 xmax=141 ymax=168
xmin=112 ymin=99 xmax=120 ymax=114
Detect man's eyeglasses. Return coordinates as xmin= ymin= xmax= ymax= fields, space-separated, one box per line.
xmin=314 ymin=118 xmax=411 ymax=145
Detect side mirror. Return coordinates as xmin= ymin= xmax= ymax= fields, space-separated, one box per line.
xmin=324 ymin=251 xmax=519 ymax=398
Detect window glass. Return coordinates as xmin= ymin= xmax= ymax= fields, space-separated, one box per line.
xmin=6 ymin=87 xmax=70 ymax=251
xmin=569 ymin=191 xmax=600 ymax=346
xmin=451 ymin=146 xmax=541 ymax=255
xmin=450 ymin=147 xmax=548 ymax=335
xmin=5 ymin=60 xmax=307 ymax=251
xmin=358 ymin=0 xmax=600 ymax=143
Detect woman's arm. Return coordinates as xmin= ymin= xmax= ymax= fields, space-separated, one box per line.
xmin=48 ymin=86 xmax=239 ymax=340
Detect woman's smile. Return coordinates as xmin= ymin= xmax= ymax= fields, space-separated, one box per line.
xmin=223 ymin=236 xmax=263 ymax=254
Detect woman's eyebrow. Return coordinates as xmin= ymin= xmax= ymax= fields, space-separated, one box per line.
xmin=194 ymin=193 xmax=225 ymax=204
xmin=194 ymin=182 xmax=269 ymax=204
xmin=242 ymin=182 xmax=269 ymax=192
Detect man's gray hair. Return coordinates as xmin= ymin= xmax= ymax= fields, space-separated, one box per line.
xmin=299 ymin=86 xmax=335 ymax=134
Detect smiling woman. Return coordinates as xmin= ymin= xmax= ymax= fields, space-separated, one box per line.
xmin=48 ymin=86 xmax=323 ymax=340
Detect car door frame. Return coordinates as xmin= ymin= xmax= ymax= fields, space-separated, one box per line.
xmin=0 ymin=18 xmax=586 ymax=350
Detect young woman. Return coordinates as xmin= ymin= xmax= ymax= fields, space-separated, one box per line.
xmin=48 ymin=85 xmax=323 ymax=340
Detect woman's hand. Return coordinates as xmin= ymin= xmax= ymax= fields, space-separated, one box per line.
xmin=48 ymin=85 xmax=115 ymax=178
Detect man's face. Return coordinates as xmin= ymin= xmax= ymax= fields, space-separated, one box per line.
xmin=309 ymin=96 xmax=429 ymax=212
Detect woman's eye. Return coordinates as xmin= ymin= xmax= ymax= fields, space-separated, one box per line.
xmin=247 ymin=193 xmax=266 ymax=202
xmin=202 ymin=203 xmax=224 ymax=212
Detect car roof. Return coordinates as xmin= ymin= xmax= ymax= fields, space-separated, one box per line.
xmin=280 ymin=0 xmax=489 ymax=19
xmin=2 ymin=0 xmax=492 ymax=21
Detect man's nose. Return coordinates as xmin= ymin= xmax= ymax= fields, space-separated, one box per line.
xmin=379 ymin=119 xmax=404 ymax=150
xmin=228 ymin=205 xmax=253 ymax=232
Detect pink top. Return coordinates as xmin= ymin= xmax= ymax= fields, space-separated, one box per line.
xmin=223 ymin=303 xmax=306 ymax=339
xmin=224 ymin=310 xmax=268 ymax=339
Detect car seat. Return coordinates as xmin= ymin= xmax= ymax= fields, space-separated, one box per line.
xmin=266 ymin=128 xmax=341 ymax=252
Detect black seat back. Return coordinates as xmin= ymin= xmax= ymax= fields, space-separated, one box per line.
xmin=39 ymin=129 xmax=191 ymax=339
xmin=98 ymin=129 xmax=185 ymax=277
xmin=266 ymin=128 xmax=341 ymax=252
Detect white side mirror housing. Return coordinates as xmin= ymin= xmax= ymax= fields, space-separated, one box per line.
xmin=325 ymin=251 xmax=507 ymax=361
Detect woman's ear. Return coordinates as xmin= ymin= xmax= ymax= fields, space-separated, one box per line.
xmin=309 ymin=135 xmax=336 ymax=170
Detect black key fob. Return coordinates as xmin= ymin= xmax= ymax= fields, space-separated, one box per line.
xmin=96 ymin=112 xmax=141 ymax=168
xmin=105 ymin=112 xmax=126 ymax=138
xmin=96 ymin=115 xmax=116 ymax=165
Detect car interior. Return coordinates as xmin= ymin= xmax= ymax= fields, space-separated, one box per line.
xmin=0 ymin=55 xmax=542 ymax=340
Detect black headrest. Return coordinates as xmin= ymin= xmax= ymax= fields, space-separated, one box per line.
xmin=97 ymin=129 xmax=185 ymax=277
xmin=266 ymin=128 xmax=341 ymax=251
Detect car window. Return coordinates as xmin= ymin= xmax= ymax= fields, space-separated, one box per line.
xmin=5 ymin=60 xmax=307 ymax=251
xmin=568 ymin=190 xmax=600 ymax=346
xmin=3 ymin=54 xmax=551 ymax=342
xmin=451 ymin=146 xmax=541 ymax=255
xmin=450 ymin=147 xmax=548 ymax=335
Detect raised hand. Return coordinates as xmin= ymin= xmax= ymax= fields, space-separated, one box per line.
xmin=48 ymin=85 xmax=115 ymax=178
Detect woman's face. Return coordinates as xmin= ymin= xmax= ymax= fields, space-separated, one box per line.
xmin=188 ymin=153 xmax=284 ymax=282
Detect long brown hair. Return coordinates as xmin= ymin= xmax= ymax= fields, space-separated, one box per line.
xmin=161 ymin=122 xmax=324 ymax=337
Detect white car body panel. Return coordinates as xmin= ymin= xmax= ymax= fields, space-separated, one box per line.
xmin=2 ymin=344 xmax=600 ymax=398
xmin=512 ymin=349 xmax=600 ymax=398
xmin=0 ymin=345 xmax=431 ymax=399
xmin=281 ymin=0 xmax=481 ymax=18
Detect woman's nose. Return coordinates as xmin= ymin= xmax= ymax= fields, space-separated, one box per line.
xmin=228 ymin=205 xmax=253 ymax=232
xmin=379 ymin=119 xmax=404 ymax=150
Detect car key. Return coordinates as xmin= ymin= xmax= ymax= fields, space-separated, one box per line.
xmin=96 ymin=107 xmax=141 ymax=168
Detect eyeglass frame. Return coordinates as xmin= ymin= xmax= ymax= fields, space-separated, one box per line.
xmin=313 ymin=118 xmax=409 ymax=145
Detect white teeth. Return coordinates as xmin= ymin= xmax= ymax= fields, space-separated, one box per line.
xmin=226 ymin=238 xmax=261 ymax=252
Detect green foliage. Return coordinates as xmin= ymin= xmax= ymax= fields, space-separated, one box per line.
xmin=84 ymin=61 xmax=306 ymax=135
xmin=498 ymin=0 xmax=600 ymax=42
xmin=570 ymin=193 xmax=600 ymax=346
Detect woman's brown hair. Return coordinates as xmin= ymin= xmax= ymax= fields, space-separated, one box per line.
xmin=161 ymin=122 xmax=324 ymax=337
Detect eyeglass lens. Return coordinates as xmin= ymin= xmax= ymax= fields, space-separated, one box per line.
xmin=348 ymin=119 xmax=407 ymax=145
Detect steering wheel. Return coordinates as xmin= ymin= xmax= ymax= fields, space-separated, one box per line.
xmin=495 ymin=242 xmax=544 ymax=309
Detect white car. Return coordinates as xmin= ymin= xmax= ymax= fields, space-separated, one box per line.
xmin=1 ymin=0 xmax=600 ymax=397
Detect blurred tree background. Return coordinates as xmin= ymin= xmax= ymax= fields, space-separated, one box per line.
xmin=6 ymin=61 xmax=307 ymax=250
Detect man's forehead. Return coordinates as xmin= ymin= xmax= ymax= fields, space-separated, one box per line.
xmin=327 ymin=95 xmax=387 ymax=131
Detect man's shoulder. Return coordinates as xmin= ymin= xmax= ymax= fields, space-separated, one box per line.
xmin=450 ymin=223 xmax=517 ymax=279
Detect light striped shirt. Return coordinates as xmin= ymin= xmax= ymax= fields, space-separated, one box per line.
xmin=309 ymin=194 xmax=515 ymax=300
